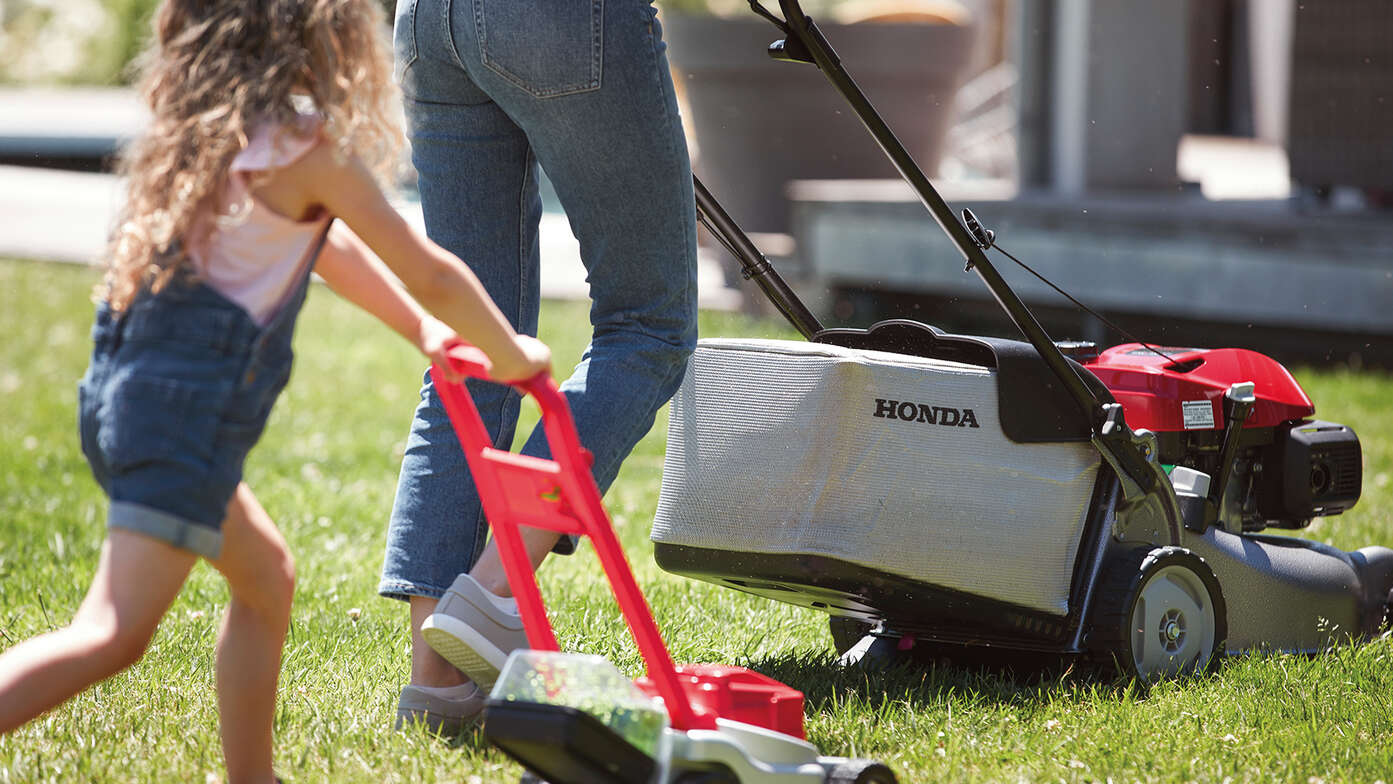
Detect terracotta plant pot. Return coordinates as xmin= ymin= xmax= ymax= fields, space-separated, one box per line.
xmin=662 ymin=9 xmax=976 ymax=234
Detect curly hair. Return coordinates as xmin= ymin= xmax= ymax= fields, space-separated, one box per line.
xmin=102 ymin=0 xmax=403 ymax=311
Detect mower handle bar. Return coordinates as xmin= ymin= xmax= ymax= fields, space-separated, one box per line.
xmin=777 ymin=0 xmax=809 ymax=24
xmin=746 ymin=0 xmax=810 ymax=30
xmin=432 ymin=343 xmax=596 ymax=505
xmin=744 ymin=0 xmax=1169 ymax=504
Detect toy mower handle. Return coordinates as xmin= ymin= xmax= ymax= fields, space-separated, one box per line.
xmin=432 ymin=343 xmax=583 ymax=475
xmin=430 ymin=344 xmax=717 ymax=732
xmin=437 ymin=342 xmax=491 ymax=379
xmin=437 ymin=343 xmax=556 ymax=406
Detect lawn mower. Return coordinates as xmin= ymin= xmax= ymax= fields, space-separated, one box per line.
xmin=428 ymin=348 xmax=898 ymax=783
xmin=649 ymin=0 xmax=1393 ymax=681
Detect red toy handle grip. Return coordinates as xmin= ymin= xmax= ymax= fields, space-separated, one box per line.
xmin=439 ymin=343 xmax=559 ymax=413
xmin=439 ymin=343 xmax=492 ymax=380
xmin=432 ymin=343 xmax=581 ymax=473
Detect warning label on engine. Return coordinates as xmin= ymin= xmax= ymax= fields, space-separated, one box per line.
xmin=1182 ymin=400 xmax=1215 ymax=430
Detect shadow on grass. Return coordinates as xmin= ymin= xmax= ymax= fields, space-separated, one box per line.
xmin=740 ymin=648 xmax=1147 ymax=715
xmin=738 ymin=631 xmax=1393 ymax=717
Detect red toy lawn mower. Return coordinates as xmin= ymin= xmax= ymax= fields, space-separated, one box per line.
xmin=429 ymin=349 xmax=898 ymax=783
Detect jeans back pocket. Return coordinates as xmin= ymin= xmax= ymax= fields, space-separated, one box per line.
xmin=474 ymin=0 xmax=603 ymax=98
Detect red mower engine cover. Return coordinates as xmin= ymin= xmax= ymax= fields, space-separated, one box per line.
xmin=1083 ymin=344 xmax=1315 ymax=433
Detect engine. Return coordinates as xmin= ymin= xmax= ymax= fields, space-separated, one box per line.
xmin=1082 ymin=344 xmax=1363 ymax=531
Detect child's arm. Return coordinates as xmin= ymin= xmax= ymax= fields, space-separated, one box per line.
xmin=291 ymin=144 xmax=549 ymax=383
xmin=314 ymin=223 xmax=472 ymax=380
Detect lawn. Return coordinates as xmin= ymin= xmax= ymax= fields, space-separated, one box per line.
xmin=1 ymin=257 xmax=1391 ymax=783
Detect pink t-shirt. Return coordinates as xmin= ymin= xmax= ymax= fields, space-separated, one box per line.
xmin=191 ymin=113 xmax=332 ymax=326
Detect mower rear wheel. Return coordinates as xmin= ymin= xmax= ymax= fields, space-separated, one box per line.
xmin=1088 ymin=546 xmax=1226 ymax=682
xmin=828 ymin=759 xmax=898 ymax=783
xmin=829 ymin=617 xmax=875 ymax=656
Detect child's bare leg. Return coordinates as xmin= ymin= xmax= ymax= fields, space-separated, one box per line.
xmin=0 ymin=530 xmax=195 ymax=733
xmin=207 ymin=484 xmax=294 ymax=784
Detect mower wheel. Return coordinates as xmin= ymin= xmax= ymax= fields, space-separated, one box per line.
xmin=1087 ymin=546 xmax=1227 ymax=682
xmin=829 ymin=617 xmax=875 ymax=656
xmin=827 ymin=759 xmax=898 ymax=784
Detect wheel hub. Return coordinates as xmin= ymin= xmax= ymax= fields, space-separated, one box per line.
xmin=1159 ymin=609 xmax=1187 ymax=652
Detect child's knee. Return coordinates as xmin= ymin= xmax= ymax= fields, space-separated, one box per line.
xmin=239 ymin=544 xmax=295 ymax=619
xmin=80 ymin=615 xmax=159 ymax=673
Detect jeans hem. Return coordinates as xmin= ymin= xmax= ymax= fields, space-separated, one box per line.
xmin=378 ymin=579 xmax=451 ymax=603
xmin=108 ymin=501 xmax=223 ymax=560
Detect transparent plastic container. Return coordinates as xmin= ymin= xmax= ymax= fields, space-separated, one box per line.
xmin=490 ymin=651 xmax=670 ymax=757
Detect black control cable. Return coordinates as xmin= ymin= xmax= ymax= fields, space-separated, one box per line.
xmin=962 ymin=208 xmax=1192 ymax=368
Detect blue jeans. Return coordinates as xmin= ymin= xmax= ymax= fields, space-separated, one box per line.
xmin=379 ymin=0 xmax=698 ymax=600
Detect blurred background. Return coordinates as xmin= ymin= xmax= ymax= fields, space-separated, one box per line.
xmin=2 ymin=0 xmax=1390 ymax=364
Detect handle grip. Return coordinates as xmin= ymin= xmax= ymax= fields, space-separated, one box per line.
xmin=435 ymin=343 xmax=561 ymax=418
xmin=439 ymin=343 xmax=492 ymax=380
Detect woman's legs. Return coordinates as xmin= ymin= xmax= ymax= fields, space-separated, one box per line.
xmin=382 ymin=0 xmax=697 ymax=691
xmin=464 ymin=526 xmax=562 ymax=598
xmin=0 ymin=529 xmax=195 ymax=733
xmin=381 ymin=0 xmax=541 ymax=690
xmin=206 ymin=483 xmax=295 ymax=784
xmin=444 ymin=0 xmax=700 ymax=603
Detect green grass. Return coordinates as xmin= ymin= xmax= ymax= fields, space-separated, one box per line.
xmin=2 ymin=257 xmax=1391 ymax=783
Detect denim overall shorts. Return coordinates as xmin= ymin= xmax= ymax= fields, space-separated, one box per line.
xmin=78 ymin=231 xmax=326 ymax=560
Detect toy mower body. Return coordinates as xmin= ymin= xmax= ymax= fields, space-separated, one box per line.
xmin=650 ymin=0 xmax=1393 ymax=680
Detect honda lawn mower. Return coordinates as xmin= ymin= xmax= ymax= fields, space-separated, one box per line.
xmin=649 ymin=0 xmax=1393 ymax=681
xmin=429 ymin=348 xmax=898 ymax=783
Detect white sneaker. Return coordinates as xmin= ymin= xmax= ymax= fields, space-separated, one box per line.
xmin=421 ymin=574 xmax=529 ymax=690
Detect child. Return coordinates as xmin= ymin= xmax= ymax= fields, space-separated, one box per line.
xmin=0 ymin=1 xmax=549 ymax=781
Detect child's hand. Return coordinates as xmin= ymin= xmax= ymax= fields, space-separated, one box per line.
xmin=489 ymin=335 xmax=552 ymax=383
xmin=417 ymin=315 xmax=466 ymax=382
xmin=418 ymin=316 xmax=548 ymax=384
